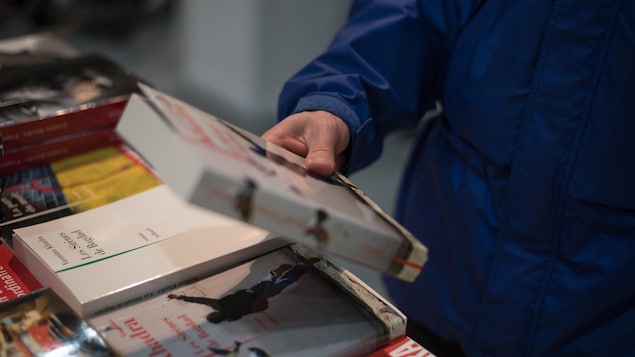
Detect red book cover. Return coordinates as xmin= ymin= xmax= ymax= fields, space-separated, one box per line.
xmin=0 ymin=243 xmax=43 ymax=304
xmin=0 ymin=128 xmax=122 ymax=176
xmin=365 ymin=336 xmax=436 ymax=357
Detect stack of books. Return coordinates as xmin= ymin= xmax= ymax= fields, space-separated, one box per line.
xmin=0 ymin=33 xmax=434 ymax=357
xmin=0 ymin=33 xmax=144 ymax=175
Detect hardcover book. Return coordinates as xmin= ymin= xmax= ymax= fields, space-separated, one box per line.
xmin=11 ymin=184 xmax=287 ymax=318
xmin=89 ymin=244 xmax=407 ymax=357
xmin=0 ymin=127 xmax=121 ymax=175
xmin=0 ymin=53 xmax=140 ymax=151
xmin=0 ymin=143 xmax=162 ymax=245
xmin=116 ymin=84 xmax=428 ymax=282
xmin=0 ymin=288 xmax=113 ymax=356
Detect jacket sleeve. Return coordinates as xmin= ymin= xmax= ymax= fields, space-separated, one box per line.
xmin=277 ymin=0 xmax=483 ymax=173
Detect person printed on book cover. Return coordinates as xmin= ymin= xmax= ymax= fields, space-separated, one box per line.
xmin=305 ymin=209 xmax=330 ymax=248
xmin=208 ymin=340 xmax=242 ymax=356
xmin=207 ymin=341 xmax=271 ymax=357
xmin=168 ymin=260 xmax=316 ymax=323
xmin=234 ymin=178 xmax=256 ymax=221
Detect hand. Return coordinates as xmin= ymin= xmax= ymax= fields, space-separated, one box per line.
xmin=262 ymin=110 xmax=350 ymax=176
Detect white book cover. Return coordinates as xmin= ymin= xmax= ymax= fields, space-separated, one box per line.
xmin=11 ymin=184 xmax=287 ymax=318
xmin=116 ymin=84 xmax=428 ymax=282
xmin=89 ymin=244 xmax=407 ymax=357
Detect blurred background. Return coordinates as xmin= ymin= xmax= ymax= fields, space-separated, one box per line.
xmin=0 ymin=0 xmax=419 ymax=300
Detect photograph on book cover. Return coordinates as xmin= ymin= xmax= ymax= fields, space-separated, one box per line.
xmin=0 ymin=143 xmax=161 ymax=245
xmin=0 ymin=288 xmax=112 ymax=356
xmin=0 ymin=54 xmax=138 ymax=127
xmin=0 ymin=53 xmax=137 ymax=128
xmin=0 ymin=32 xmax=79 ymax=71
xmin=89 ymin=245 xmax=404 ymax=357
xmin=117 ymin=84 xmax=428 ymax=282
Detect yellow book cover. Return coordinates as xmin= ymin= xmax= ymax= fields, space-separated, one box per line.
xmin=0 ymin=143 xmax=161 ymax=245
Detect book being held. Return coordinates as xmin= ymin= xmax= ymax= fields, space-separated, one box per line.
xmin=116 ymin=84 xmax=428 ymax=282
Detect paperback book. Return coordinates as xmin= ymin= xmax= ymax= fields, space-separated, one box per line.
xmin=0 ymin=53 xmax=140 ymax=151
xmin=116 ymin=84 xmax=428 ymax=282
xmin=0 ymin=143 xmax=161 ymax=245
xmin=0 ymin=288 xmax=113 ymax=356
xmin=11 ymin=184 xmax=287 ymax=318
xmin=89 ymin=244 xmax=407 ymax=357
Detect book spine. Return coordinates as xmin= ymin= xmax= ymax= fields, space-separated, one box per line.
xmin=0 ymin=128 xmax=121 ymax=175
xmin=0 ymin=96 xmax=128 ymax=150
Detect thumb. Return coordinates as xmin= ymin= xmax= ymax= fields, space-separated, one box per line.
xmin=304 ymin=112 xmax=350 ymax=176
xmin=305 ymin=140 xmax=338 ymax=177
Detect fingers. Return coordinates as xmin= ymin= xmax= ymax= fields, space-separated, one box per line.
xmin=262 ymin=110 xmax=350 ymax=176
xmin=262 ymin=122 xmax=309 ymax=157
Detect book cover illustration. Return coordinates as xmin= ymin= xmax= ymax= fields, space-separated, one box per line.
xmin=0 ymin=32 xmax=79 ymax=71
xmin=0 ymin=244 xmax=43 ymax=304
xmin=0 ymin=288 xmax=113 ymax=356
xmin=0 ymin=54 xmax=141 ymax=150
xmin=90 ymin=245 xmax=404 ymax=357
xmin=0 ymin=54 xmax=136 ymax=125
xmin=117 ymin=84 xmax=427 ymax=282
xmin=0 ymin=143 xmax=161 ymax=245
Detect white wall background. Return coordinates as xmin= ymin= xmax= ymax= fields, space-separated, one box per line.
xmin=175 ymin=0 xmax=351 ymax=134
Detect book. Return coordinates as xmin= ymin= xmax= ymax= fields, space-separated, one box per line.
xmin=116 ymin=83 xmax=428 ymax=282
xmin=366 ymin=336 xmax=435 ymax=357
xmin=89 ymin=244 xmax=407 ymax=357
xmin=365 ymin=336 xmax=435 ymax=357
xmin=0 ymin=142 xmax=162 ymax=245
xmin=0 ymin=288 xmax=114 ymax=356
xmin=0 ymin=127 xmax=121 ymax=175
xmin=11 ymin=184 xmax=288 ymax=318
xmin=0 ymin=32 xmax=79 ymax=71
xmin=0 ymin=53 xmax=140 ymax=151
xmin=0 ymin=243 xmax=43 ymax=304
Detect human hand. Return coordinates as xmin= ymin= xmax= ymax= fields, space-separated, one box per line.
xmin=261 ymin=110 xmax=350 ymax=176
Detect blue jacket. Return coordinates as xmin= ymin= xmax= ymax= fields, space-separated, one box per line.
xmin=278 ymin=1 xmax=635 ymax=356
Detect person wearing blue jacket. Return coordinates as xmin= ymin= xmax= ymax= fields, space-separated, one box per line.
xmin=262 ymin=1 xmax=635 ymax=356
